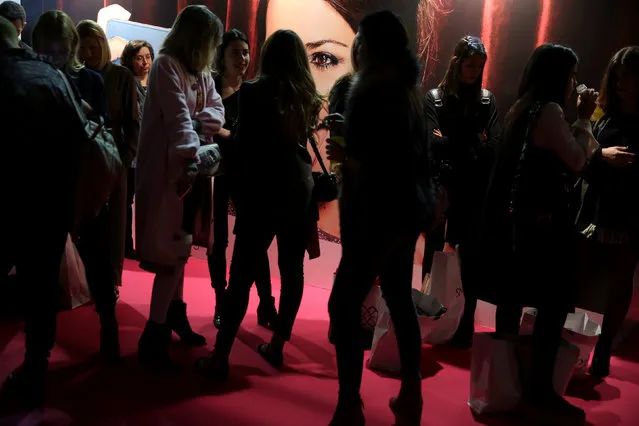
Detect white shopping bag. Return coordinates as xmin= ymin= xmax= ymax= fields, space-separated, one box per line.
xmin=469 ymin=333 xmax=521 ymax=414
xmin=422 ymin=250 xmax=465 ymax=344
xmin=369 ymin=289 xmax=445 ymax=373
xmin=521 ymin=309 xmax=601 ymax=377
xmin=59 ymin=234 xmax=91 ymax=311
xmin=469 ymin=333 xmax=580 ymax=415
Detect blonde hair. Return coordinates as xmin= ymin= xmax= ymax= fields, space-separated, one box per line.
xmin=161 ymin=5 xmax=223 ymax=75
xmin=76 ymin=19 xmax=111 ymax=70
xmin=32 ymin=10 xmax=83 ymax=72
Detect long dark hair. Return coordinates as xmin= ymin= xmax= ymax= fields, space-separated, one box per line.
xmin=504 ymin=43 xmax=578 ymax=145
xmin=215 ymin=29 xmax=249 ymax=76
xmin=259 ymin=29 xmax=323 ymax=140
xmin=439 ymin=35 xmax=487 ymax=99
xmin=598 ymin=46 xmax=639 ymax=115
xmin=354 ymin=11 xmax=425 ymax=146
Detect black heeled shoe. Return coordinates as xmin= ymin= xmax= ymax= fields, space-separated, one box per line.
xmin=257 ymin=343 xmax=284 ymax=368
xmin=195 ymin=351 xmax=229 ymax=382
xmin=166 ymin=300 xmax=206 ymax=346
xmin=329 ymin=397 xmax=365 ymax=426
xmin=138 ymin=321 xmax=181 ymax=373
xmin=257 ymin=297 xmax=278 ymax=330
xmin=389 ymin=396 xmax=423 ymax=426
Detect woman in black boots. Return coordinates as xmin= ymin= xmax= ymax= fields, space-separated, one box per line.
xmin=135 ymin=6 xmax=225 ymax=371
xmin=209 ymin=29 xmax=277 ymax=330
xmin=196 ymin=29 xmax=322 ymax=380
xmin=425 ymin=35 xmax=500 ymax=348
xmin=483 ymin=44 xmax=598 ymax=425
xmin=579 ymin=46 xmax=638 ymax=378
xmin=328 ymin=11 xmax=433 ymax=426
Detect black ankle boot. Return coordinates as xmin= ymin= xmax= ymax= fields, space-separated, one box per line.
xmin=138 ymin=321 xmax=181 ymax=373
xmin=0 ymin=359 xmax=48 ymax=409
xmin=257 ymin=296 xmax=278 ymax=330
xmin=99 ymin=311 xmax=121 ymax=364
xmin=329 ymin=395 xmax=365 ymax=426
xmin=166 ymin=300 xmax=206 ymax=346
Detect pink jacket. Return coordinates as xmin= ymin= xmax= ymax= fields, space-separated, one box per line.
xmin=135 ymin=54 xmax=224 ymax=270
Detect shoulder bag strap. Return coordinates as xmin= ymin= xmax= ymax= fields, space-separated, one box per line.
xmin=308 ymin=133 xmax=331 ymax=176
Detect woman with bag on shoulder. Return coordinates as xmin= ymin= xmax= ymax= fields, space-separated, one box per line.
xmin=577 ymin=46 xmax=638 ymax=379
xmin=134 ymin=6 xmax=226 ymax=371
xmin=327 ymin=11 xmax=433 ymax=426
xmin=196 ymin=29 xmax=322 ymax=381
xmin=207 ymin=29 xmax=277 ymax=331
xmin=424 ymin=36 xmax=501 ymax=349
xmin=483 ymin=44 xmax=599 ymax=424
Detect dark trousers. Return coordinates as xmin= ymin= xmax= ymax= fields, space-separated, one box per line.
xmin=207 ymin=176 xmax=272 ymax=301
xmin=579 ymin=239 xmax=638 ymax=354
xmin=494 ymin=220 xmax=575 ymax=397
xmin=125 ymin=168 xmax=135 ymax=254
xmin=329 ymin=227 xmax=421 ymax=401
xmin=75 ymin=207 xmax=119 ymax=315
xmin=214 ymin=216 xmax=310 ymax=356
xmin=3 ymin=211 xmax=70 ymax=366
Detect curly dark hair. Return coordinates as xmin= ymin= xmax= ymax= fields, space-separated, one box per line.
xmin=121 ymin=40 xmax=155 ymax=75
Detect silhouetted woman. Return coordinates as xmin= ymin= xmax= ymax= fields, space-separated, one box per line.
xmin=578 ymin=46 xmax=638 ymax=378
xmin=197 ymin=29 xmax=322 ymax=380
xmin=208 ymin=29 xmax=277 ymax=330
xmin=328 ymin=11 xmax=433 ymax=426
xmin=424 ymin=35 xmax=500 ymax=348
xmin=484 ymin=44 xmax=598 ymax=424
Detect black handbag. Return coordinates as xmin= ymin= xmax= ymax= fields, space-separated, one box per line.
xmin=308 ymin=134 xmax=339 ymax=202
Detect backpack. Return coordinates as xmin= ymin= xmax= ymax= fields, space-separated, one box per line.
xmin=58 ymin=70 xmax=123 ymax=221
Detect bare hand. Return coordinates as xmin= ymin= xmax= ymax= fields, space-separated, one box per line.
xmin=602 ymin=146 xmax=635 ymax=168
xmin=478 ymin=130 xmax=488 ymax=143
xmin=217 ymin=128 xmax=232 ymax=140
xmin=433 ymin=129 xmax=443 ymax=138
xmin=577 ymin=88 xmax=599 ymax=119
xmin=326 ymin=138 xmax=346 ymax=163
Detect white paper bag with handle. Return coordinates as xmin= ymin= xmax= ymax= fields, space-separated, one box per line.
xmin=369 ymin=289 xmax=446 ymax=373
xmin=422 ymin=250 xmax=465 ymax=345
xmin=520 ymin=309 xmax=601 ymax=377
xmin=469 ymin=333 xmax=580 ymax=415
xmin=469 ymin=333 xmax=521 ymax=414
xmin=59 ymin=234 xmax=92 ymax=311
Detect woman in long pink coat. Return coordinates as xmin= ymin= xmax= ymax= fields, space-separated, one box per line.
xmin=135 ymin=5 xmax=225 ymax=371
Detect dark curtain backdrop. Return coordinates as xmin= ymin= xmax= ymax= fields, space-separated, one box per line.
xmin=21 ymin=0 xmax=639 ymax=114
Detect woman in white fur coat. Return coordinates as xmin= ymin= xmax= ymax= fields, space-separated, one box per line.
xmin=135 ymin=5 xmax=225 ymax=371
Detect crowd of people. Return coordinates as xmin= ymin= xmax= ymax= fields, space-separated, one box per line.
xmin=1 ymin=1 xmax=637 ymax=425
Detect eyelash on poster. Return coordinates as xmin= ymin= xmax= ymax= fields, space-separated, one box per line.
xmin=309 ymin=52 xmax=344 ymax=70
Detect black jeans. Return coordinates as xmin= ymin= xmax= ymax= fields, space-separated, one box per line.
xmin=207 ymin=176 xmax=272 ymax=301
xmin=75 ymin=207 xmax=119 ymax=314
xmin=125 ymin=168 xmax=135 ymax=254
xmin=214 ymin=216 xmax=310 ymax=357
xmin=329 ymin=227 xmax=421 ymax=402
xmin=3 ymin=210 xmax=70 ymax=366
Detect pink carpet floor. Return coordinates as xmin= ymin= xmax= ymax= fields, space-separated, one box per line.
xmin=1 ymin=258 xmax=638 ymax=426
